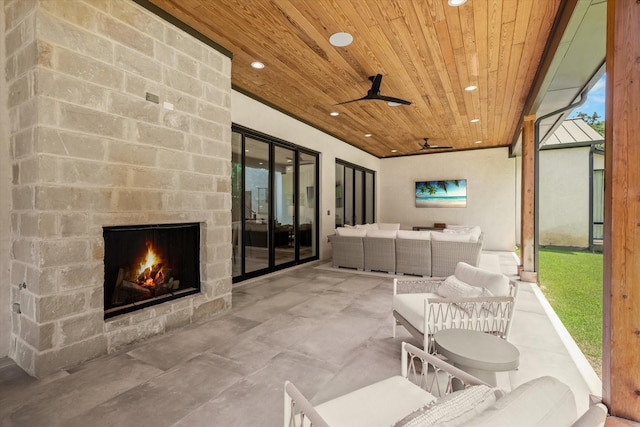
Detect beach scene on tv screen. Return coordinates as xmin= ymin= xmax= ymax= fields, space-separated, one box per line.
xmin=415 ymin=179 xmax=467 ymax=208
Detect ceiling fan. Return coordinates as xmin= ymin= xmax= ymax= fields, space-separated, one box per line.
xmin=417 ymin=138 xmax=453 ymax=150
xmin=337 ymin=74 xmax=412 ymax=106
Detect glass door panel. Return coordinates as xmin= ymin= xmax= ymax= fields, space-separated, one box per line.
xmin=344 ymin=166 xmax=354 ymax=225
xmin=365 ymin=171 xmax=374 ymax=224
xmin=231 ymin=133 xmax=243 ymax=277
xmin=274 ymin=146 xmax=295 ymax=267
xmin=355 ymin=170 xmax=364 ymax=225
xmin=335 ymin=163 xmax=344 ymax=227
xmin=244 ymin=138 xmax=270 ymax=274
xmin=299 ymin=152 xmax=317 ymax=259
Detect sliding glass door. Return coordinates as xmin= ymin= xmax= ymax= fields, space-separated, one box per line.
xmin=232 ymin=126 xmax=318 ymax=282
xmin=335 ymin=160 xmax=375 ymax=226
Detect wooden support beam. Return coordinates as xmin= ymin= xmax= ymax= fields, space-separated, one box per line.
xmin=603 ymin=0 xmax=640 ymax=422
xmin=520 ymin=115 xmax=537 ymax=283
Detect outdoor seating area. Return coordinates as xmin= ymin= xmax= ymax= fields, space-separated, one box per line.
xmin=0 ymin=252 xmax=604 ymax=426
xmin=284 ymin=342 xmax=606 ymax=427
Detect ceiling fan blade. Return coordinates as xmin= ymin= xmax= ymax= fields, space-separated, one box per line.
xmin=336 ymin=95 xmax=369 ymax=105
xmin=379 ymin=95 xmax=412 ymax=105
xmin=369 ymin=74 xmax=383 ymax=95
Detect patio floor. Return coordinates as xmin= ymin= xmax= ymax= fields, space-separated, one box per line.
xmin=0 ymin=252 xmax=601 ymax=426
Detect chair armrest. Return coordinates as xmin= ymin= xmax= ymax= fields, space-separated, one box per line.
xmin=402 ymin=342 xmax=489 ymax=397
xmin=394 ymin=277 xmax=442 ymax=295
xmin=284 ymin=381 xmax=330 ymax=427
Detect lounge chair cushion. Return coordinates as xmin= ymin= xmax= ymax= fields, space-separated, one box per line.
xmin=453 ymin=262 xmax=511 ymax=297
xmin=470 ymin=376 xmax=577 ymax=427
xmin=314 ymin=376 xmax=435 ymax=427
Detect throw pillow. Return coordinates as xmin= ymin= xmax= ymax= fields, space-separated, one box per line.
xmin=437 ymin=275 xmax=485 ymax=299
xmin=392 ymin=385 xmax=501 ymax=427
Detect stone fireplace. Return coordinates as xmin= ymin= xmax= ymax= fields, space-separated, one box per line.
xmin=3 ymin=1 xmax=233 ymax=377
xmin=103 ymin=223 xmax=201 ymax=318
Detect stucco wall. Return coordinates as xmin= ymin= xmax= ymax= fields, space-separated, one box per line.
xmin=539 ymin=146 xmax=591 ymax=247
xmin=379 ymin=148 xmax=517 ymax=251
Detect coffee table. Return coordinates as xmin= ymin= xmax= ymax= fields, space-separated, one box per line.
xmin=433 ymin=328 xmax=520 ymax=387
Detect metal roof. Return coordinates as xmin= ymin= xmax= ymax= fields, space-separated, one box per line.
xmin=541 ymin=117 xmax=604 ymax=148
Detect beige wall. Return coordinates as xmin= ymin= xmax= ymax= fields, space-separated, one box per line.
xmin=379 ymin=148 xmax=517 ymax=251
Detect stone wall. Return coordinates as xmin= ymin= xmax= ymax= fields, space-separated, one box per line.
xmin=4 ymin=0 xmax=232 ymax=377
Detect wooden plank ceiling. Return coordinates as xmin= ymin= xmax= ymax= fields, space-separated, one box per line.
xmin=150 ymin=0 xmax=562 ymax=158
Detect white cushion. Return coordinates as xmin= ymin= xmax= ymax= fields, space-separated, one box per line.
xmin=446 ymin=224 xmax=476 ymax=230
xmin=471 ymin=376 xmax=577 ymax=427
xmin=378 ymin=223 xmax=401 ymax=231
xmin=431 ymin=231 xmax=472 ymax=242
xmin=437 ymin=275 xmax=487 ymax=299
xmin=335 ymin=227 xmax=367 ymax=237
xmin=393 ymin=293 xmax=440 ymax=334
xmin=366 ymin=229 xmax=398 ymax=239
xmin=444 ymin=226 xmax=481 ymax=242
xmin=355 ymin=223 xmax=379 ymax=231
xmin=314 ymin=376 xmax=436 ymax=427
xmin=453 ymin=262 xmax=510 ymax=297
xmin=397 ymin=230 xmax=431 ymax=240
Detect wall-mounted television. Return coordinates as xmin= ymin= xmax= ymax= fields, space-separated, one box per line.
xmin=415 ymin=179 xmax=467 ymax=208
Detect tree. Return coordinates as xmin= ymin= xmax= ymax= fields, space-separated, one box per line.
xmin=575 ymin=111 xmax=605 ymax=136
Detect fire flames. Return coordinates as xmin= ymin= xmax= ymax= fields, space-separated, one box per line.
xmin=137 ymin=243 xmax=164 ymax=288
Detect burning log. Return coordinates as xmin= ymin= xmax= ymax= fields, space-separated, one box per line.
xmin=112 ymin=268 xmax=152 ymax=305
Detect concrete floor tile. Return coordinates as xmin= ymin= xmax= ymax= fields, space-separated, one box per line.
xmin=1 ymin=353 xmax=163 ymax=426
xmin=63 ymin=353 xmax=243 ymax=427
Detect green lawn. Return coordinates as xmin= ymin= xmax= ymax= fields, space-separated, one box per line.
xmin=538 ymin=248 xmax=603 ymax=377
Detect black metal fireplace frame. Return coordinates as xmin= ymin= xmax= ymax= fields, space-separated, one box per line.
xmin=103 ymin=222 xmax=201 ymax=319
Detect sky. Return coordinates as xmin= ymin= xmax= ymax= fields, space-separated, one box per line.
xmin=568 ymin=73 xmax=606 ymax=120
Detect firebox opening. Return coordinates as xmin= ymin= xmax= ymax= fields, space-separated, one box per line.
xmin=103 ymin=223 xmax=201 ymax=319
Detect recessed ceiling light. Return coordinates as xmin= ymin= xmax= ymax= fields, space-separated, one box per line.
xmin=365 ymin=134 xmax=372 ymax=137
xmin=464 ymin=85 xmax=478 ymax=91
xmin=329 ymin=32 xmax=353 ymax=47
xmin=448 ymin=0 xmax=467 ymax=6
xmin=391 ymin=149 xmax=397 ymax=153
xmin=330 ymin=112 xmax=339 ymax=116
xmin=475 ymin=140 xmax=482 ymax=144
xmin=470 ymin=118 xmax=480 ymax=123
xmin=251 ymin=61 xmax=265 ymax=69
xmin=387 ymin=101 xmax=402 ymax=107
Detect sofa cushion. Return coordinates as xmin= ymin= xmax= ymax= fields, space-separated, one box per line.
xmin=397 ymin=230 xmax=431 ymax=240
xmin=444 ymin=226 xmax=482 ymax=242
xmin=393 ymin=385 xmax=501 ymax=427
xmin=430 ymin=231 xmax=473 ymax=242
xmin=355 ymin=223 xmax=379 ymax=231
xmin=314 ymin=376 xmax=436 ymax=427
xmin=335 ymin=227 xmax=367 ymax=237
xmin=378 ymin=223 xmax=401 ymax=231
xmin=453 ymin=262 xmax=511 ymax=297
xmin=437 ymin=275 xmax=489 ymax=299
xmin=367 ymin=229 xmax=398 ymax=239
xmin=393 ymin=293 xmax=440 ymax=334
xmin=471 ymin=376 xmax=577 ymax=427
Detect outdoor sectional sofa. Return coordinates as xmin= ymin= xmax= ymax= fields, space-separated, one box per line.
xmin=327 ymin=224 xmax=483 ymax=277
